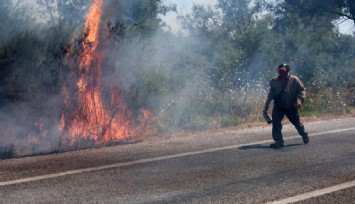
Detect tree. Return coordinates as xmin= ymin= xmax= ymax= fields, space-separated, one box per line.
xmin=267 ymin=0 xmax=355 ymax=24
xmin=35 ymin=0 xmax=89 ymax=26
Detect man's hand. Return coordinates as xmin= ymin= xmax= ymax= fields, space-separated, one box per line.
xmin=295 ymin=101 xmax=302 ymax=109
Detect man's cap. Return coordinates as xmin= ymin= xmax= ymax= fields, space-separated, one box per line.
xmin=277 ymin=63 xmax=290 ymax=72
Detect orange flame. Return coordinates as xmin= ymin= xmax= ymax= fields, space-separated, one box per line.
xmin=79 ymin=0 xmax=103 ymax=69
xmin=61 ymin=0 xmax=138 ymax=144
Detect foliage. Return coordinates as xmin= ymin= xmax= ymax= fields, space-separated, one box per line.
xmin=0 ymin=0 xmax=354 ymax=146
xmin=302 ymin=87 xmax=352 ymax=115
xmin=266 ymin=0 xmax=355 ymax=23
xmin=168 ymin=0 xmax=354 ymax=130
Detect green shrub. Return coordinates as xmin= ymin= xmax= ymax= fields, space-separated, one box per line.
xmin=302 ymin=88 xmax=350 ymax=115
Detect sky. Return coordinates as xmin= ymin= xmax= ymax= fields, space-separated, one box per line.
xmin=163 ymin=0 xmax=217 ymax=14
xmin=336 ymin=18 xmax=355 ymax=35
xmin=160 ymin=0 xmax=354 ymax=35
xmin=160 ymin=0 xmax=218 ymax=33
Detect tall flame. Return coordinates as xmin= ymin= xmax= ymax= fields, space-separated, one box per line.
xmin=61 ymin=0 xmax=136 ymax=144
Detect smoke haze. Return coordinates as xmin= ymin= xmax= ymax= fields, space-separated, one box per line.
xmin=0 ymin=0 xmax=354 ymax=158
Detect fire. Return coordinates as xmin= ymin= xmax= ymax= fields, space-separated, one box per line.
xmin=79 ymin=0 xmax=102 ymax=69
xmin=84 ymin=0 xmax=102 ymax=44
xmin=0 ymin=0 xmax=156 ymax=158
xmin=60 ymin=0 xmax=152 ymax=145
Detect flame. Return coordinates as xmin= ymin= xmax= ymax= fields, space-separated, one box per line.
xmin=60 ymin=0 xmax=141 ymax=144
xmin=84 ymin=0 xmax=102 ymax=44
xmin=80 ymin=0 xmax=103 ymax=69
xmin=1 ymin=0 xmax=156 ymax=157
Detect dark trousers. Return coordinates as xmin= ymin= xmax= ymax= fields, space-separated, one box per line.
xmin=272 ymin=105 xmax=307 ymax=143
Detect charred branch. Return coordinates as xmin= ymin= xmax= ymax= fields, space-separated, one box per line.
xmin=107 ymin=20 xmax=139 ymax=39
xmin=326 ymin=10 xmax=354 ymax=21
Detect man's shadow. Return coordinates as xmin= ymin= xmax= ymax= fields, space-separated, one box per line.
xmin=239 ymin=143 xmax=303 ymax=150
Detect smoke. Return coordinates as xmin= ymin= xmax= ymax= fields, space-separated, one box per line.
xmin=79 ymin=0 xmax=267 ymax=132
xmin=0 ymin=0 xmax=266 ymax=158
xmin=0 ymin=1 xmax=80 ymax=157
xmin=0 ymin=1 xmax=36 ymax=45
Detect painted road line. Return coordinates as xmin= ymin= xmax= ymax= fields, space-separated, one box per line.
xmin=266 ymin=180 xmax=355 ymax=204
xmin=1 ymin=127 xmax=355 ymax=186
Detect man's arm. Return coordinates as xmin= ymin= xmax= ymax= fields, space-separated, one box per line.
xmin=295 ymin=77 xmax=306 ymax=108
xmin=264 ymin=81 xmax=274 ymax=111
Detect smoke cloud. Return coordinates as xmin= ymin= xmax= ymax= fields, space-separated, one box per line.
xmin=0 ymin=0 xmax=272 ymax=158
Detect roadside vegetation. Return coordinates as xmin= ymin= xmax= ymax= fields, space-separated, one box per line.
xmin=0 ymin=0 xmax=354 ymax=156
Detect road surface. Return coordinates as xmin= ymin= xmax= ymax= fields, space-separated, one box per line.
xmin=0 ymin=117 xmax=354 ymax=203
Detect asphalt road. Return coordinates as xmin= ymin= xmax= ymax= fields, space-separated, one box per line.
xmin=0 ymin=117 xmax=354 ymax=204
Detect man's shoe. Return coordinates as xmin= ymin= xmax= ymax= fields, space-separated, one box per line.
xmin=270 ymin=142 xmax=284 ymax=149
xmin=302 ymin=134 xmax=309 ymax=144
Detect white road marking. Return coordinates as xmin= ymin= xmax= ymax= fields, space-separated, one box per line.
xmin=0 ymin=127 xmax=354 ymax=187
xmin=266 ymin=180 xmax=355 ymax=204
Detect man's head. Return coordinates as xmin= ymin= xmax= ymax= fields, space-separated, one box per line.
xmin=277 ymin=64 xmax=290 ymax=76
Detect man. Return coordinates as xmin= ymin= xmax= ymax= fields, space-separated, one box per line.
xmin=264 ymin=64 xmax=309 ymax=149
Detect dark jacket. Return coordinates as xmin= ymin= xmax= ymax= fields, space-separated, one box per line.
xmin=265 ymin=74 xmax=306 ymax=109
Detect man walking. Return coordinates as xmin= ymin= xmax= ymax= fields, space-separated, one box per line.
xmin=264 ymin=64 xmax=309 ymax=149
